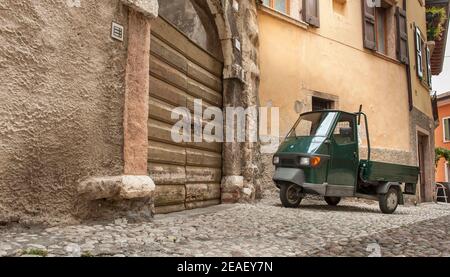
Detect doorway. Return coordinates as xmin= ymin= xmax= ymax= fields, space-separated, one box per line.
xmin=417 ymin=132 xmax=430 ymax=202
xmin=149 ymin=1 xmax=224 ymax=214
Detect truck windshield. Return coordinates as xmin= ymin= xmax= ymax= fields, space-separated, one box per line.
xmin=287 ymin=112 xmax=338 ymax=138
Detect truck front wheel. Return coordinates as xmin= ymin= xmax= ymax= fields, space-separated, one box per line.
xmin=280 ymin=183 xmax=303 ymax=208
xmin=379 ymin=188 xmax=399 ymax=214
xmin=325 ymin=197 xmax=341 ymax=206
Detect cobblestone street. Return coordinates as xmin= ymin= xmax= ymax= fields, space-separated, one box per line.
xmin=1 ymin=192 xmax=450 ymax=257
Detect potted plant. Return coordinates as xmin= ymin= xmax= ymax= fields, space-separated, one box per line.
xmin=427 ymin=7 xmax=448 ymax=41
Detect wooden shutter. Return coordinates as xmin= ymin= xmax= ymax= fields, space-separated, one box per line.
xmin=415 ymin=27 xmax=423 ymax=79
xmin=396 ymin=7 xmax=409 ymax=64
xmin=362 ymin=0 xmax=376 ymax=50
xmin=303 ymin=0 xmax=320 ymax=28
xmin=426 ymin=46 xmax=432 ymax=87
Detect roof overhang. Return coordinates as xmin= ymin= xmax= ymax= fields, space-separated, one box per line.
xmin=437 ymin=91 xmax=450 ymax=106
xmin=426 ymin=0 xmax=450 ymax=75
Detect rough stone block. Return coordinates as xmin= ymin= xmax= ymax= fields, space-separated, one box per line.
xmin=119 ymin=175 xmax=155 ymax=199
xmin=121 ymin=0 xmax=159 ymax=19
xmin=78 ymin=176 xmax=122 ymax=200
xmin=221 ymin=175 xmax=244 ymax=193
xmin=78 ymin=175 xmax=155 ymax=200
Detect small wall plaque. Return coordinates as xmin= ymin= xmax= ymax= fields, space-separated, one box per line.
xmin=111 ymin=22 xmax=124 ymax=41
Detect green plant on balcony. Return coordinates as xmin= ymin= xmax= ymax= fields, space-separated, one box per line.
xmin=427 ymin=7 xmax=448 ymax=41
xmin=435 ymin=147 xmax=450 ymax=167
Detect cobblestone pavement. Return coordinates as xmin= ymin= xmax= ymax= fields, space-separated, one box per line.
xmin=1 ymin=193 xmax=450 ymax=257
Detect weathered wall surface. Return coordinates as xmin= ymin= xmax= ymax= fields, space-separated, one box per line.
xmin=407 ymin=0 xmax=433 ymax=118
xmin=435 ymin=103 xmax=450 ymax=182
xmin=0 ymin=0 xmax=128 ymax=225
xmin=258 ymin=0 xmax=419 ymax=195
xmin=258 ymin=1 xmax=412 ymax=152
xmin=406 ymin=0 xmax=435 ymax=202
xmin=410 ymin=108 xmax=436 ymax=202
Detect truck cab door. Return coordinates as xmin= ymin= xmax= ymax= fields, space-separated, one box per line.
xmin=327 ymin=113 xmax=359 ymax=188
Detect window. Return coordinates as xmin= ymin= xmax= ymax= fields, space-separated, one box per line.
xmin=263 ymin=0 xmax=290 ymax=15
xmin=332 ymin=114 xmax=356 ymax=145
xmin=288 ymin=112 xmax=338 ymax=138
xmin=312 ymin=97 xmax=333 ymax=111
xmin=443 ymin=117 xmax=450 ymax=142
xmin=375 ymin=7 xmax=387 ymax=54
xmin=362 ymin=0 xmax=399 ymax=59
xmin=415 ymin=27 xmax=424 ymax=79
xmin=415 ymin=26 xmax=432 ymax=88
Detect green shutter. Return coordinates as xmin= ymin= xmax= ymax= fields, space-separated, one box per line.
xmin=445 ymin=119 xmax=450 ymax=142
xmin=426 ymin=46 xmax=432 ymax=87
xmin=415 ymin=27 xmax=424 ymax=79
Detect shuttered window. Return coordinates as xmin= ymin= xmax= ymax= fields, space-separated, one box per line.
xmin=426 ymin=46 xmax=432 ymax=87
xmin=263 ymin=0 xmax=290 ymax=15
xmin=362 ymin=0 xmax=376 ymax=50
xmin=444 ymin=118 xmax=450 ymax=142
xmin=303 ymin=0 xmax=320 ymax=27
xmin=415 ymin=26 xmax=424 ymax=79
xmin=375 ymin=8 xmax=387 ymax=54
xmin=396 ymin=7 xmax=409 ymax=64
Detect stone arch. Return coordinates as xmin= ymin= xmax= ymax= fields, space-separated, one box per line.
xmin=158 ymin=0 xmax=223 ymax=60
xmin=118 ymin=0 xmax=261 ymax=212
xmin=204 ymin=0 xmax=262 ymax=203
xmin=156 ymin=0 xmax=258 ymax=204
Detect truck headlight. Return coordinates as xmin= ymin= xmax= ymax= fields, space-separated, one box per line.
xmin=299 ymin=157 xmax=310 ymax=166
xmin=273 ymin=156 xmax=280 ymax=165
xmin=300 ymin=156 xmax=321 ymax=167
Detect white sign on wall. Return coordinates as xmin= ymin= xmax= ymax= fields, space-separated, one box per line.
xmin=66 ymin=0 xmax=81 ymax=8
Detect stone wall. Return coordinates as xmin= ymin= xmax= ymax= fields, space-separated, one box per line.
xmin=0 ymin=0 xmax=263 ymax=225
xmin=0 ymin=0 xmax=128 ymax=225
xmin=409 ymin=107 xmax=436 ymax=202
xmin=206 ymin=0 xmax=263 ymax=203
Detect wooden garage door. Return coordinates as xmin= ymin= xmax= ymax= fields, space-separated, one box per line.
xmin=149 ymin=17 xmax=223 ymax=214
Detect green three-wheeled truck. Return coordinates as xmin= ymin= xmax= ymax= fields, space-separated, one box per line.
xmin=273 ymin=108 xmax=420 ymax=214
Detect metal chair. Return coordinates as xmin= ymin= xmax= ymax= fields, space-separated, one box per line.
xmin=435 ymin=183 xmax=448 ymax=203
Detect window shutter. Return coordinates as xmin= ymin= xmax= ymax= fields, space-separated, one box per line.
xmin=415 ymin=27 xmax=424 ymax=79
xmin=362 ymin=0 xmax=376 ymax=50
xmin=445 ymin=118 xmax=450 ymax=142
xmin=303 ymin=0 xmax=320 ymax=28
xmin=426 ymin=46 xmax=432 ymax=87
xmin=396 ymin=7 xmax=409 ymax=64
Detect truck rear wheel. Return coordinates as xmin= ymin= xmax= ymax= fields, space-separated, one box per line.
xmin=324 ymin=197 xmax=341 ymax=206
xmin=379 ymin=188 xmax=399 ymax=214
xmin=280 ymin=183 xmax=303 ymax=208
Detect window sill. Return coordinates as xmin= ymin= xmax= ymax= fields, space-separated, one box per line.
xmin=368 ymin=50 xmax=402 ymax=65
xmin=258 ymin=5 xmax=308 ymax=30
xmin=419 ymin=79 xmax=432 ymax=91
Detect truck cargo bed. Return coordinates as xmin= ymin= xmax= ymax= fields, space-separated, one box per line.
xmin=360 ymin=160 xmax=419 ymax=184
